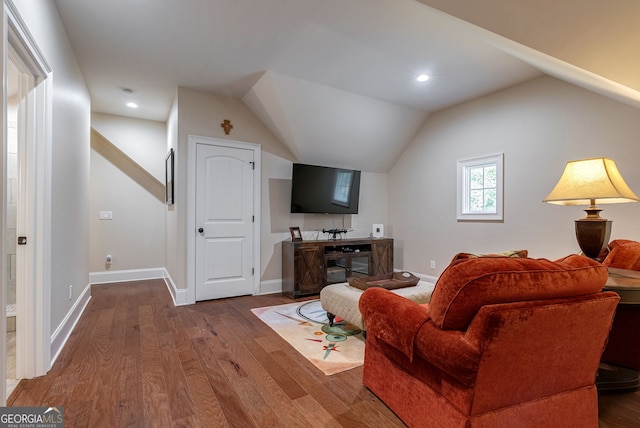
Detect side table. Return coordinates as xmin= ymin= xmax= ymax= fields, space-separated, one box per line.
xmin=604 ymin=267 xmax=640 ymax=303
xmin=597 ymin=268 xmax=640 ymax=391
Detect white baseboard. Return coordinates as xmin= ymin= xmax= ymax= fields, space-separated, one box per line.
xmin=89 ymin=267 xmax=167 ymax=284
xmin=164 ymin=274 xmax=190 ymax=306
xmin=410 ymin=271 xmax=439 ymax=284
xmin=89 ymin=268 xmax=190 ymax=306
xmin=50 ymin=282 xmax=92 ymax=367
xmin=258 ymin=279 xmax=282 ymax=295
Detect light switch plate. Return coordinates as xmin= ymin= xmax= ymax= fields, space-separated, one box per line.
xmin=99 ymin=211 xmax=113 ymax=220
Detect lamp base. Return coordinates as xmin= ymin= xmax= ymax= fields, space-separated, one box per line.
xmin=575 ymin=219 xmax=611 ymax=259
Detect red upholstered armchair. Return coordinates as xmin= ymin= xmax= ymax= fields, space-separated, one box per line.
xmin=359 ymin=255 xmax=619 ymax=428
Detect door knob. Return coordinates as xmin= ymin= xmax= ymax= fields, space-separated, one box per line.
xmin=198 ymin=228 xmax=204 ymax=233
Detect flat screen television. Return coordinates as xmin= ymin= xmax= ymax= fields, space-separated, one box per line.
xmin=290 ymin=163 xmax=361 ymax=214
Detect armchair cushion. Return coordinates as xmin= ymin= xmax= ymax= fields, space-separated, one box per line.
xmin=429 ymin=254 xmax=608 ymax=330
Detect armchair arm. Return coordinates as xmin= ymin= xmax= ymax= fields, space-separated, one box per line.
xmin=361 ymin=288 xmax=482 ymax=385
xmin=359 ymin=288 xmax=430 ymax=361
xmin=602 ymin=240 xmax=640 ymax=270
xmin=413 ymin=323 xmax=481 ymax=386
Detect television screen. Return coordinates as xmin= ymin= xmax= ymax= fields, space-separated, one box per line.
xmin=290 ymin=163 xmax=361 ymax=214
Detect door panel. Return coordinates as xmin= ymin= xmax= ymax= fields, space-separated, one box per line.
xmin=196 ymin=144 xmax=254 ymax=301
xmin=205 ymin=238 xmax=244 ymax=279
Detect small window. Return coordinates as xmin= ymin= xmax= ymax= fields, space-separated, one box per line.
xmin=332 ymin=170 xmax=353 ymax=207
xmin=457 ymin=154 xmax=503 ymax=221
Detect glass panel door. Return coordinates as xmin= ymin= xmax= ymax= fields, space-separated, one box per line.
xmin=325 ymin=256 xmax=347 ymax=284
xmin=350 ymin=255 xmax=370 ymax=278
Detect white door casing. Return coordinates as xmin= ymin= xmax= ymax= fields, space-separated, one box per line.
xmin=187 ymin=136 xmax=261 ymax=303
xmin=1 ymin=0 xmax=53 ymax=405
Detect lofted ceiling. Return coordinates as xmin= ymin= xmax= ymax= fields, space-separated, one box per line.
xmin=52 ymin=0 xmax=640 ymax=173
xmin=417 ymin=0 xmax=640 ymax=93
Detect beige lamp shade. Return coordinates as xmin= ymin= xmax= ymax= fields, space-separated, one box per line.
xmin=544 ymin=157 xmax=638 ymax=259
xmin=543 ymin=157 xmax=639 ymax=206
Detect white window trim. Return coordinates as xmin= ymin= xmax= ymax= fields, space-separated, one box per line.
xmin=457 ymin=153 xmax=504 ymax=221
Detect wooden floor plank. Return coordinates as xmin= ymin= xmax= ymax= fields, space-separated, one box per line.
xmin=68 ymin=307 xmax=116 ymax=406
xmin=241 ymin=337 xmax=309 ymax=400
xmin=138 ymin=303 xmax=173 ymax=427
xmin=6 ymin=280 xmax=638 ymax=427
xmin=215 ymin=314 xmax=311 ymax=427
xmin=203 ymin=323 xmax=283 ymax=426
xmin=179 ymin=347 xmax=231 ymax=427
xmin=191 ymin=336 xmax=255 ymax=427
xmin=157 ymin=329 xmax=198 ymax=422
xmin=115 ymin=355 xmax=143 ymax=427
xmin=268 ymin=349 xmax=353 ymax=416
xmin=292 ymin=394 xmax=342 ymax=428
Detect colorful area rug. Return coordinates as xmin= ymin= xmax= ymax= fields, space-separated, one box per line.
xmin=251 ymin=300 xmax=365 ymax=375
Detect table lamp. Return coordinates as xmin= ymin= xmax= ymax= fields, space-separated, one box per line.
xmin=543 ymin=157 xmax=639 ymax=259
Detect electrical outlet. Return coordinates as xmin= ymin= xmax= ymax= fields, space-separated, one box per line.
xmin=69 ymin=285 xmax=73 ymax=300
xmin=430 ymin=260 xmax=436 ymax=270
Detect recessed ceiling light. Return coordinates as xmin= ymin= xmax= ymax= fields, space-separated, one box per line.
xmin=416 ymin=74 xmax=429 ymax=82
xmin=126 ymin=102 xmax=139 ymax=109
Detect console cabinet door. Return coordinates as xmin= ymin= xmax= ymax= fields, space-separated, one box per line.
xmin=282 ymin=238 xmax=394 ymax=298
xmin=294 ymin=246 xmax=324 ymax=294
xmin=324 ymin=252 xmax=372 ymax=285
xmin=372 ymin=241 xmax=393 ymax=275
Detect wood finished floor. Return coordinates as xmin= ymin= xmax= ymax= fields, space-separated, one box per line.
xmin=7 ymin=279 xmax=640 ymax=427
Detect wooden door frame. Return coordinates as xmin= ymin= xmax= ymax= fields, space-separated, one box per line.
xmin=186 ymin=135 xmax=261 ymax=304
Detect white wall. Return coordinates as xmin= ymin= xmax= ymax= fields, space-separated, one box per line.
xmin=14 ymin=0 xmax=91 ymax=330
xmin=389 ymin=76 xmax=640 ymax=276
xmin=259 ymin=155 xmax=390 ymax=282
xmin=167 ymin=87 xmax=297 ymax=295
xmin=165 ymin=97 xmax=178 ymax=290
xmin=89 ymin=113 xmax=166 ymax=273
xmin=92 ymin=113 xmax=166 ymax=180
xmin=166 ymin=87 xmax=390 ymax=295
xmin=351 ymin=172 xmax=389 ymax=239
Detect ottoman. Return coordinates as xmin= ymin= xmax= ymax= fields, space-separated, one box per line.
xmin=320 ymin=280 xmax=435 ymax=330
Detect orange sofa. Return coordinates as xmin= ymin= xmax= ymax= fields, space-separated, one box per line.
xmin=359 ymin=255 xmax=618 ymax=428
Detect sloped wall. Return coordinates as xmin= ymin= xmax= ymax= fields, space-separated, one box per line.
xmin=167 ymin=87 xmax=298 ymax=296
xmin=167 ymin=87 xmax=391 ymax=296
xmin=389 ymin=76 xmax=640 ymax=276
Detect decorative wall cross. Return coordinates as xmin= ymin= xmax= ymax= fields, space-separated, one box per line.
xmin=221 ymin=119 xmax=233 ymax=135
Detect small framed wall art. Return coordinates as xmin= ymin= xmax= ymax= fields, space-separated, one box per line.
xmin=289 ymin=227 xmax=302 ymax=241
xmin=165 ymin=148 xmax=174 ymax=205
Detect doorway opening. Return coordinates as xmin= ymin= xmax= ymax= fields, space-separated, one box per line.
xmin=5 ymin=58 xmax=19 ymax=398
xmin=2 ymin=2 xmax=53 ymax=404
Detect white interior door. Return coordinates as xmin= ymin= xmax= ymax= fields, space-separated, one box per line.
xmin=195 ymin=143 xmax=255 ymax=301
